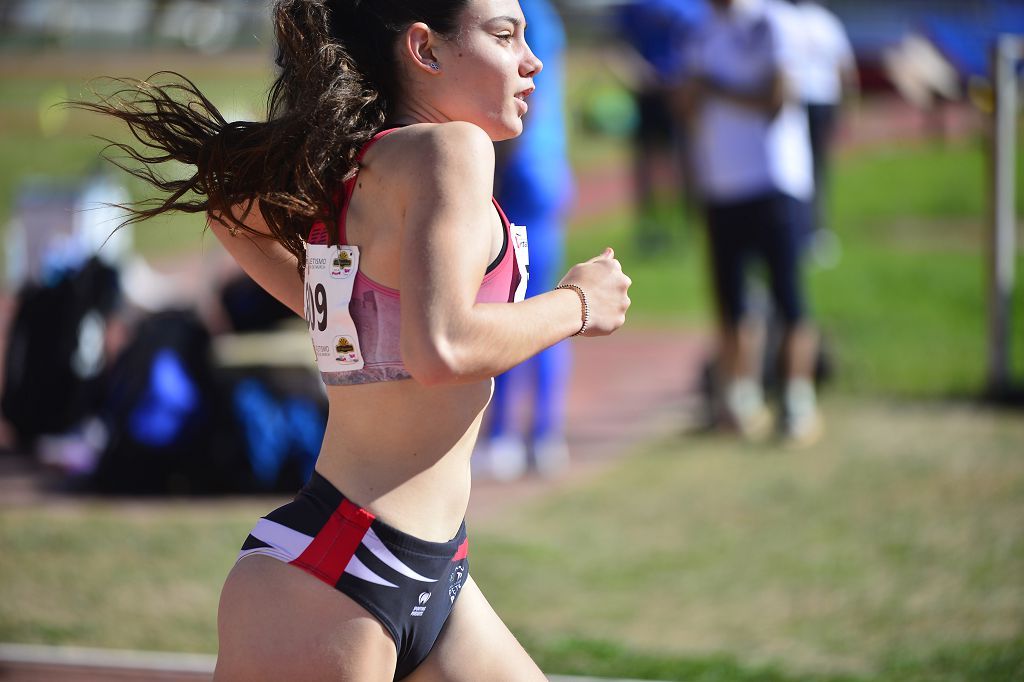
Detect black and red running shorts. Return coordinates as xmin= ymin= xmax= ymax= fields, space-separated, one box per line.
xmin=238 ymin=471 xmax=470 ymax=680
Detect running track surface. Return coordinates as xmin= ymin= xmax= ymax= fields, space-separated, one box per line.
xmin=468 ymin=328 xmax=708 ymax=522
xmin=0 ymin=642 xmax=658 ymax=682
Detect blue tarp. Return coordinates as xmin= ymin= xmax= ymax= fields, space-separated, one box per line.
xmin=922 ymin=1 xmax=1024 ymax=78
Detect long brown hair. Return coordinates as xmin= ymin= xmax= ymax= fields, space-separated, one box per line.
xmin=73 ymin=0 xmax=467 ymax=267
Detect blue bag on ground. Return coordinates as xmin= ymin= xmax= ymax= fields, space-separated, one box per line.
xmin=91 ymin=305 xmax=326 ymax=494
xmin=221 ymin=366 xmax=326 ymax=492
xmin=92 ymin=309 xmax=241 ymax=493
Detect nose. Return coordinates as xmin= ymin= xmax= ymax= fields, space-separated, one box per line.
xmin=521 ymin=42 xmax=543 ymax=78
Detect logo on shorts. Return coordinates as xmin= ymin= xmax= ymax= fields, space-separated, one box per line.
xmin=411 ymin=591 xmax=431 ymax=617
xmin=449 ymin=565 xmax=465 ymax=604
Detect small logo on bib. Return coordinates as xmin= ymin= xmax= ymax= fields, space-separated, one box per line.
xmin=331 ymin=249 xmax=354 ymax=278
xmin=334 ymin=336 xmax=360 ymax=364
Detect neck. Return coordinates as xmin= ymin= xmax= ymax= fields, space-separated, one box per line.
xmin=390 ymin=97 xmax=450 ymax=127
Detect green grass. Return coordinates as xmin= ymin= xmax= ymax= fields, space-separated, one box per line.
xmin=0 ymin=500 xmax=265 ymax=650
xmin=472 ymin=398 xmax=1024 ymax=680
xmin=2 ymin=399 xmax=1022 ymax=681
xmin=0 ymin=52 xmax=272 ymax=260
xmin=523 ymin=636 xmax=1024 ymax=682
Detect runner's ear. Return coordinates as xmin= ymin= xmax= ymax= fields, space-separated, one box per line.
xmin=402 ymin=21 xmax=443 ymax=75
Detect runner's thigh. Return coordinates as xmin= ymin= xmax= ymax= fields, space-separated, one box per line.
xmin=404 ymin=576 xmax=546 ymax=682
xmin=215 ymin=555 xmax=398 ymax=682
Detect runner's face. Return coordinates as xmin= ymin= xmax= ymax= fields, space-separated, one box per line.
xmin=436 ymin=0 xmax=542 ymax=140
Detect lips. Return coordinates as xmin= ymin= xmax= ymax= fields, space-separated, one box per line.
xmin=514 ymin=86 xmax=534 ymax=114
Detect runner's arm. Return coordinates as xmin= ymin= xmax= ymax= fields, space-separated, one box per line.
xmin=398 ymin=123 xmax=629 ymax=386
xmin=208 ymin=202 xmax=305 ymax=317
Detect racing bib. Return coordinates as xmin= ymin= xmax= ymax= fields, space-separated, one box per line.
xmin=304 ymin=243 xmax=364 ymax=372
xmin=511 ymin=223 xmax=529 ymax=303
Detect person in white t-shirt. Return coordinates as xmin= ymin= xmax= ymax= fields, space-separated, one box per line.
xmin=784 ymin=0 xmax=857 ymax=235
xmin=679 ymin=0 xmax=822 ymax=446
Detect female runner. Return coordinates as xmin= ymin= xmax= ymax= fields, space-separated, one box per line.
xmin=80 ymin=0 xmax=631 ymax=678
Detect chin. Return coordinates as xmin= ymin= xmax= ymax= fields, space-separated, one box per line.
xmin=488 ymin=118 xmax=524 ymax=142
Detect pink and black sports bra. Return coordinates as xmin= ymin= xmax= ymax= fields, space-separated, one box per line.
xmin=304 ymin=128 xmax=528 ymax=386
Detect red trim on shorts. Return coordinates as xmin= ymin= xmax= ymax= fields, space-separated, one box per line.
xmin=291 ymin=498 xmax=375 ymax=585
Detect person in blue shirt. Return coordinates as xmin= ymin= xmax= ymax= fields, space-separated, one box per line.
xmin=613 ymin=0 xmax=708 ymax=251
xmin=484 ymin=0 xmax=576 ymax=480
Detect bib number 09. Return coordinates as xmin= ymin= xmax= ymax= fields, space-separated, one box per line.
xmin=306 ymin=282 xmax=327 ymax=332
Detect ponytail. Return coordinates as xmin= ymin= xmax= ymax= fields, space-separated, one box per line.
xmin=73 ymin=0 xmax=459 ymax=267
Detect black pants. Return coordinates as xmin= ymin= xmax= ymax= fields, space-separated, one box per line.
xmin=705 ymin=191 xmax=811 ymax=326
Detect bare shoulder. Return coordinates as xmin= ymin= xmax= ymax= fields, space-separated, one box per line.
xmin=395 ymin=121 xmax=494 ymax=159
xmin=374 ymin=122 xmax=495 ymax=193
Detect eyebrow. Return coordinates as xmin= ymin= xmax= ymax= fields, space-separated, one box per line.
xmin=489 ymin=15 xmax=524 ymax=29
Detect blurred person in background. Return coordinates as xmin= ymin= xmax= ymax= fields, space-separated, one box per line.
xmin=679 ymin=0 xmax=822 ymax=445
xmin=610 ymin=0 xmax=708 ymax=252
xmin=784 ymin=0 xmax=857 ymax=250
xmin=76 ymin=0 xmax=632 ymax=678
xmin=484 ymin=0 xmax=576 ymax=481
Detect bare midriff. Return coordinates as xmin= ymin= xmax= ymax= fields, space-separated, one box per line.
xmin=309 ymin=127 xmax=506 ymax=543
xmin=314 ymin=378 xmax=493 ymax=542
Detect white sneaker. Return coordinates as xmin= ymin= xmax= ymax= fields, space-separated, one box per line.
xmin=533 ymin=435 xmax=570 ymax=478
xmin=487 ymin=435 xmax=529 ymax=482
xmin=725 ymin=379 xmax=773 ymax=441
xmin=785 ymin=408 xmax=824 ymax=448
xmin=783 ymin=379 xmax=824 ymax=448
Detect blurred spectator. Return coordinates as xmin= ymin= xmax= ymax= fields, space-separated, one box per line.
xmin=784 ymin=0 xmax=858 ymax=241
xmin=881 ymin=33 xmax=961 ymax=136
xmin=680 ymin=0 xmax=822 ymax=446
xmin=4 ymin=172 xmax=132 ymax=289
xmin=483 ymin=0 xmax=575 ymax=480
xmin=609 ymin=0 xmax=708 ymax=252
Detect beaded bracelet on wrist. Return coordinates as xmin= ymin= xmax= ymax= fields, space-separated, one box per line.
xmin=555 ymin=283 xmax=589 ymax=337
